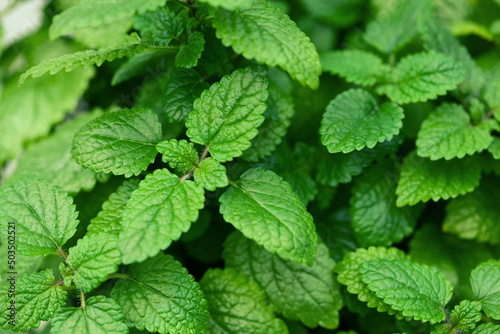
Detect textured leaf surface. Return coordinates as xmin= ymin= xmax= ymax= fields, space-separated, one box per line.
xmin=198 ymin=0 xmax=254 ymax=10
xmin=219 ymin=168 xmax=317 ymax=265
xmin=111 ymin=254 xmax=209 ymax=334
xmin=194 ymin=158 xmax=228 ymax=191
xmin=334 ymin=247 xmax=408 ymax=315
xmin=0 ymin=176 xmax=78 ymax=256
xmin=0 ymin=270 xmax=66 ymax=332
xmin=361 ymin=259 xmax=453 ymax=324
xmin=320 ymin=50 xmax=388 ymax=86
xmin=396 ymin=152 xmax=481 ymax=206
xmin=350 ymin=160 xmax=421 ymax=247
xmin=19 ymin=34 xmax=152 ymax=84
xmin=66 ymin=234 xmax=121 ymax=292
xmin=316 ymin=151 xmax=375 ymax=187
xmin=488 ymin=137 xmax=500 ymax=160
xmin=213 ymin=0 xmax=321 ymax=88
xmin=11 ymin=111 xmax=100 ymax=194
xmin=432 ymin=300 xmax=481 ymax=333
xmin=51 ymin=296 xmax=128 ymax=334
xmin=416 ymin=103 xmax=496 ymax=160
xmin=157 ymin=139 xmax=199 ymax=174
xmin=175 ymin=31 xmax=205 ymax=68
xmin=320 ymin=89 xmax=404 ymax=154
xmin=470 ymin=260 xmax=500 ymax=320
xmin=186 ymin=66 xmax=268 ymax=162
xmin=443 ymin=176 xmax=500 ymax=244
xmin=200 ymin=268 xmax=287 ymax=334
xmin=133 ymin=6 xmax=185 ymax=46
xmin=49 ymin=0 xmax=165 ymax=39
xmin=72 ymin=108 xmax=162 ymax=177
xmin=473 ymin=324 xmax=500 ymax=334
xmin=223 ymin=232 xmax=342 ymax=329
xmin=377 ymin=52 xmax=466 ymax=104
xmin=119 ymin=169 xmax=205 ymax=264
xmin=87 ymin=179 xmax=140 ymax=236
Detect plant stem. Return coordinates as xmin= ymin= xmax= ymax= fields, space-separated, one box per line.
xmin=144 ymin=46 xmax=179 ymax=54
xmin=108 ymin=273 xmax=129 ymax=279
xmin=57 ymin=246 xmax=68 ymax=261
xmin=80 ymin=291 xmax=86 ymax=308
xmin=199 ymin=144 xmax=211 ymax=162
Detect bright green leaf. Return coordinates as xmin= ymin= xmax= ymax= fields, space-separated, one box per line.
xmin=119 ymin=169 xmax=205 ymax=264
xmin=473 ymin=323 xmax=500 ymax=334
xmin=175 ymin=31 xmax=205 ymax=68
xmin=470 ymin=259 xmax=500 ymax=319
xmin=212 ymin=0 xmax=321 ymax=88
xmin=194 ymin=158 xmax=228 ymax=191
xmin=186 ymin=66 xmax=269 ymax=162
xmin=432 ymin=300 xmax=482 ymax=333
xmin=198 ymin=0 xmax=254 ymax=10
xmin=488 ymin=137 xmax=500 ymax=160
xmin=219 ymin=168 xmax=317 ymax=265
xmin=72 ymin=107 xmax=162 ymax=177
xmin=157 ymin=139 xmax=199 ymax=174
xmin=111 ymin=254 xmax=209 ymax=334
xmin=133 ymin=6 xmax=185 ymax=46
xmin=320 ymin=89 xmax=404 ymax=154
xmin=0 ymin=176 xmax=78 ymax=256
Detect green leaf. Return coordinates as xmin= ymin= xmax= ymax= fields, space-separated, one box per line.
xmin=320 ymin=89 xmax=404 ymax=154
xmin=66 ymin=234 xmax=121 ymax=292
xmin=0 ymin=176 xmax=78 ymax=256
xmin=349 ymin=160 xmax=422 ymax=247
xmin=72 ymin=107 xmax=162 ymax=177
xmin=0 ymin=242 xmax=42 ymax=279
xmin=133 ymin=6 xmax=186 ymax=46
xmin=483 ymin=76 xmax=500 ymax=110
xmin=212 ymin=0 xmax=321 ymax=89
xmin=443 ymin=175 xmax=500 ymax=244
xmin=157 ymin=139 xmax=199 ymax=174
xmin=473 ymin=324 xmax=500 ymax=334
xmin=19 ymin=34 xmax=152 ymax=84
xmin=175 ymin=31 xmax=205 ymax=68
xmin=223 ymin=232 xmax=342 ymax=329
xmin=334 ymin=247 xmax=408 ymax=316
xmin=470 ymin=259 xmax=500 ymax=319
xmin=49 ymin=0 xmax=166 ymax=39
xmin=0 ymin=69 xmax=93 ymax=163
xmin=198 ymin=0 xmax=254 ymax=10
xmin=73 ymin=16 xmax=135 ymax=49
xmin=432 ymin=300 xmax=482 ymax=333
xmin=361 ymin=259 xmax=453 ymax=324
xmin=110 ymin=253 xmax=209 ymax=334
xmin=488 ymin=137 xmax=500 ymax=160
xmin=87 ymin=179 xmax=140 ymax=236
xmin=119 ymin=168 xmax=205 ymax=264
xmin=186 ymin=66 xmax=269 ymax=162
xmin=396 ymin=152 xmax=481 ymax=206
xmin=220 ymin=168 xmax=317 ymax=265
xmin=416 ymin=103 xmax=497 ymax=160
xmin=316 ymin=150 xmax=375 ymax=187
xmin=320 ymin=50 xmax=389 ymax=86
xmin=194 ymin=158 xmax=228 ymax=191
xmin=377 ymin=52 xmax=466 ymax=104
xmin=51 ymin=296 xmax=128 ymax=334
xmin=199 ymin=267 xmax=288 ymax=334
xmin=0 ymin=269 xmax=67 ymax=332
xmin=363 ymin=0 xmax=432 ymax=54
xmin=111 ymin=51 xmax=158 ymax=86
xmin=11 ymin=111 xmax=100 ymax=194
xmin=162 ymin=69 xmax=210 ymax=123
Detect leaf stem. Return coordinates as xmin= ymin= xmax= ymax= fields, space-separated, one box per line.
xmin=80 ymin=291 xmax=86 ymax=308
xmin=180 ymin=170 xmax=194 ymax=182
xmin=108 ymin=273 xmax=129 ymax=279
xmin=57 ymin=246 xmax=68 ymax=261
xmin=199 ymin=144 xmax=211 ymax=162
xmin=144 ymin=46 xmax=179 ymax=54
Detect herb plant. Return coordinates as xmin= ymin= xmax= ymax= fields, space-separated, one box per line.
xmin=0 ymin=0 xmax=500 ymax=333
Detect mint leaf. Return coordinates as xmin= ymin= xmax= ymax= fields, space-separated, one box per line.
xmin=361 ymin=259 xmax=453 ymax=324
xmin=111 ymin=51 xmax=158 ymax=86
xmin=212 ymin=0 xmax=321 ymax=88
xmin=119 ymin=169 xmax=205 ymax=264
xmin=19 ymin=34 xmax=152 ymax=84
xmin=111 ymin=254 xmax=209 ymax=334
xmin=320 ymin=50 xmax=389 ymax=86
xmin=320 ymin=89 xmax=404 ymax=154
xmin=186 ymin=66 xmax=269 ymax=162
xmin=175 ymin=31 xmax=205 ymax=68
xmin=87 ymin=179 xmax=140 ymax=236
xmin=0 ymin=176 xmax=78 ymax=256
xmin=473 ymin=324 xmax=500 ymax=334
xmin=0 ymin=269 xmax=67 ymax=332
xmin=200 ymin=268 xmax=287 ymax=333
xmin=416 ymin=103 xmax=497 ymax=160
xmin=72 ymin=107 xmax=162 ymax=177
xmin=483 ymin=76 xmax=500 ymax=110
xmin=443 ymin=176 xmax=500 ymax=244
xmin=396 ymin=152 xmax=481 ymax=206
xmin=377 ymin=51 xmax=466 ymax=104
xmin=350 ymin=160 xmax=421 ymax=247
xmin=315 ymin=209 xmax=358 ymax=262
xmin=198 ymin=0 xmax=255 ymax=10
xmin=334 ymin=247 xmax=408 ymax=316
xmin=51 ymin=296 xmax=128 ymax=334
xmin=133 ymin=6 xmax=185 ymax=46
xmin=470 ymin=259 xmax=500 ymax=320
xmin=157 ymin=139 xmax=199 ymax=174
xmin=223 ymin=232 xmax=343 ymax=329
xmin=488 ymin=137 xmax=500 ymax=160
xmin=11 ymin=111 xmax=100 ymax=194
xmin=316 ymin=150 xmax=375 ymax=187
xmin=194 ymin=158 xmax=228 ymax=191
xmin=220 ymin=168 xmax=317 ymax=265
xmin=433 ymin=300 xmax=482 ymax=333
xmin=66 ymin=234 xmax=121 ymax=292
xmin=162 ymin=69 xmax=210 ymax=123
xmin=49 ymin=0 xmax=165 ymax=39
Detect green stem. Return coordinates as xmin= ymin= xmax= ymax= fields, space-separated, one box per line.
xmin=144 ymin=46 xmax=179 ymax=54
xmin=57 ymin=246 xmax=68 ymax=261
xmin=80 ymin=291 xmax=86 ymax=308
xmin=388 ymin=53 xmax=396 ymax=67
xmin=199 ymin=144 xmax=211 ymax=162
xmin=108 ymin=273 xmax=129 ymax=279
xmin=60 ymin=285 xmax=78 ymax=291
